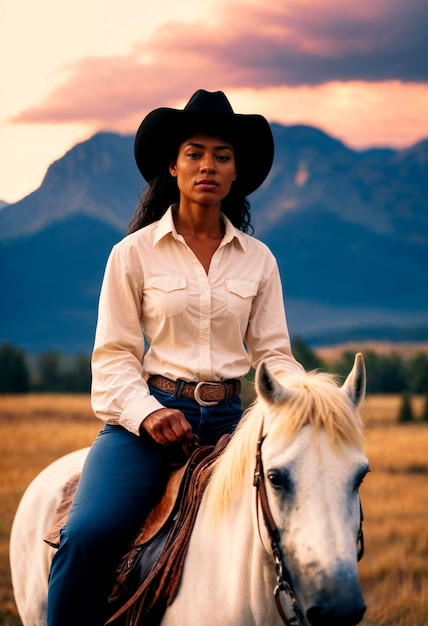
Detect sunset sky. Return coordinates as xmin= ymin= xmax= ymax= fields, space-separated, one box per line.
xmin=1 ymin=0 xmax=427 ymax=203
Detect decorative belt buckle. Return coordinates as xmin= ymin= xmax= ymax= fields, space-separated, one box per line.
xmin=194 ymin=381 xmax=222 ymax=407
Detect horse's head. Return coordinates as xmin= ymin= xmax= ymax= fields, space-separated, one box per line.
xmin=255 ymin=353 xmax=369 ymax=626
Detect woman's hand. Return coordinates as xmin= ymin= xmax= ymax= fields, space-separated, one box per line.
xmin=140 ymin=408 xmax=193 ymax=445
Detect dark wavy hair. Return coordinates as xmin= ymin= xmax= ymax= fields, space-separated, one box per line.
xmin=128 ymin=131 xmax=253 ymax=234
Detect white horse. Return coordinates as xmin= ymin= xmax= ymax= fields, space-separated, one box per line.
xmin=10 ymin=355 xmax=369 ymax=626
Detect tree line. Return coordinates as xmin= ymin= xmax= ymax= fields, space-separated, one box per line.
xmin=291 ymin=336 xmax=428 ymax=395
xmin=0 ymin=342 xmax=91 ymax=393
xmin=1 ymin=338 xmax=428 ymax=396
xmin=291 ymin=336 xmax=428 ymax=423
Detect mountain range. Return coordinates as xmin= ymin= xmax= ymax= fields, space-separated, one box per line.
xmin=0 ymin=125 xmax=427 ymax=354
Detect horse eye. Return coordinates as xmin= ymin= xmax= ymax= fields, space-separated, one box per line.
xmin=353 ymin=466 xmax=371 ymax=491
xmin=267 ymin=470 xmax=293 ymax=493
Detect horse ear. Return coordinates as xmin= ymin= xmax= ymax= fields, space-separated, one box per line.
xmin=255 ymin=362 xmax=292 ymax=405
xmin=341 ymin=353 xmax=366 ymax=407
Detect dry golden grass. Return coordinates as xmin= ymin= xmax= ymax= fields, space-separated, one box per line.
xmin=0 ymin=394 xmax=100 ymax=626
xmin=358 ymin=395 xmax=428 ymax=626
xmin=1 ymin=393 xmax=427 ymax=625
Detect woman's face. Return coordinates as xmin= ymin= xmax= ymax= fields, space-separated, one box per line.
xmin=169 ymin=134 xmax=237 ymax=210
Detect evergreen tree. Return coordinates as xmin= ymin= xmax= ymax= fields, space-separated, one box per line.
xmin=67 ymin=353 xmax=91 ymax=393
xmin=421 ymin=394 xmax=428 ymax=422
xmin=0 ymin=342 xmax=30 ymax=393
xmin=408 ymin=352 xmax=428 ymax=394
xmin=398 ymin=393 xmax=414 ymax=423
xmin=291 ymin=336 xmax=323 ymax=371
xmin=37 ymin=351 xmax=64 ymax=392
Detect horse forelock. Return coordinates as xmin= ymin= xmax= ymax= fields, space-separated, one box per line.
xmin=205 ymin=369 xmax=364 ymax=520
xmin=268 ymin=369 xmax=364 ymax=449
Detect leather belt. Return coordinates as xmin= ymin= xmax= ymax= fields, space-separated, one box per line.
xmin=147 ymin=375 xmax=241 ymax=407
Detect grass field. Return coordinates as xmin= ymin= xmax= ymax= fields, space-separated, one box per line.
xmin=1 ymin=392 xmax=427 ymax=625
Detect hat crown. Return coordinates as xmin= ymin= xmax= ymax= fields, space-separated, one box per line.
xmin=184 ymin=90 xmax=234 ymax=115
xmin=134 ymin=89 xmax=274 ymax=196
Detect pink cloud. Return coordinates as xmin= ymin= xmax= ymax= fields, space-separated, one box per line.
xmin=12 ymin=0 xmax=428 ymax=130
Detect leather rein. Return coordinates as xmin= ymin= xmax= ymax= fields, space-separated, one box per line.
xmin=253 ymin=421 xmax=365 ymax=626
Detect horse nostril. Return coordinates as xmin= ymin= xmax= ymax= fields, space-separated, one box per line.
xmin=306 ymin=603 xmax=366 ymax=626
xmin=306 ymin=606 xmax=325 ymax=626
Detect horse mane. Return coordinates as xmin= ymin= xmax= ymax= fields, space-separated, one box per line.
xmin=205 ymin=368 xmax=364 ymax=519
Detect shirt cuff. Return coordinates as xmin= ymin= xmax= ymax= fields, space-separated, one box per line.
xmin=119 ymin=394 xmax=166 ymax=436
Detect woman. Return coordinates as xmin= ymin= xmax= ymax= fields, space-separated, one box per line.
xmin=47 ymin=89 xmax=304 ymax=625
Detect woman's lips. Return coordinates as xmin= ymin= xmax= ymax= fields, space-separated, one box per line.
xmin=196 ymin=179 xmax=219 ymax=190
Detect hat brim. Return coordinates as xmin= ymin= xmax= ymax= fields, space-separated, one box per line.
xmin=134 ymin=108 xmax=274 ymax=197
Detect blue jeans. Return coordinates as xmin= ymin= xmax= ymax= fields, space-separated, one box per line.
xmin=47 ymin=387 xmax=242 ymax=626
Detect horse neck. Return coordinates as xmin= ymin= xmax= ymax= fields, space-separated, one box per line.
xmin=178 ymin=469 xmax=280 ymax=622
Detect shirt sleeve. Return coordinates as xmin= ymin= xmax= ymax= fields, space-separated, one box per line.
xmin=91 ymin=243 xmax=164 ymax=435
xmin=245 ymin=258 xmax=305 ymax=378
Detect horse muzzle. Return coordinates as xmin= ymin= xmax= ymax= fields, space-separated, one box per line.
xmin=294 ymin=561 xmax=366 ymax=626
xmin=306 ymin=586 xmax=366 ymax=626
xmin=306 ymin=597 xmax=366 ymax=626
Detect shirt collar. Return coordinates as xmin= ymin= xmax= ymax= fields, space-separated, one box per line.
xmin=153 ymin=206 xmax=177 ymax=246
xmin=153 ymin=205 xmax=247 ymax=251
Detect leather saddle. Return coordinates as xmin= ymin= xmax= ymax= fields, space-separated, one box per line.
xmin=44 ymin=434 xmax=231 ymax=626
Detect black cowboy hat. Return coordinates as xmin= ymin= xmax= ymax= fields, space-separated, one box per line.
xmin=134 ymin=89 xmax=274 ymax=197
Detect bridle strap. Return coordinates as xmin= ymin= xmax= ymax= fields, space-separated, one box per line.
xmin=253 ymin=428 xmax=280 ymax=543
xmin=253 ymin=422 xmax=303 ymax=625
xmin=274 ymin=588 xmax=300 ymax=626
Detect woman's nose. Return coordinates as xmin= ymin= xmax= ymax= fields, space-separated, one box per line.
xmin=200 ymin=155 xmax=216 ymax=172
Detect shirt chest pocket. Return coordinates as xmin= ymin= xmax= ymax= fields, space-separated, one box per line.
xmin=226 ymin=278 xmax=258 ymax=319
xmin=146 ymin=275 xmax=187 ymax=317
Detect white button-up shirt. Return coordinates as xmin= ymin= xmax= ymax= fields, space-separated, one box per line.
xmin=91 ymin=206 xmax=303 ymax=434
